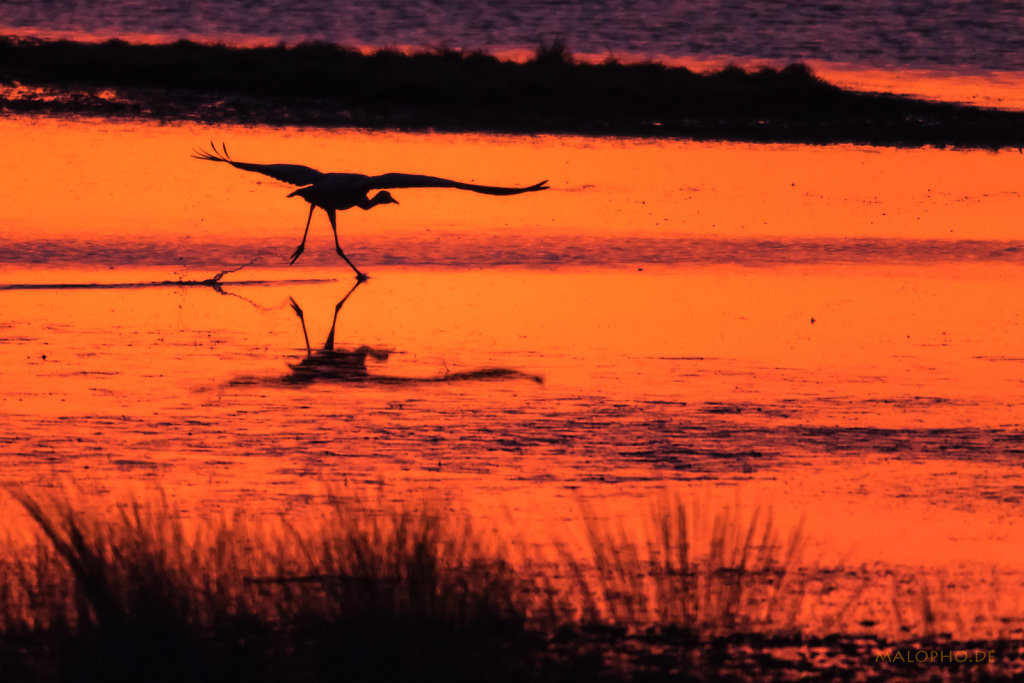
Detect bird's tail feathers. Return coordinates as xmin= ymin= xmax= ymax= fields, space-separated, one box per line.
xmin=191 ymin=141 xmax=233 ymax=163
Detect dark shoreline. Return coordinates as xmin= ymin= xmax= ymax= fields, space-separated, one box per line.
xmin=3 ymin=36 xmax=1024 ymax=148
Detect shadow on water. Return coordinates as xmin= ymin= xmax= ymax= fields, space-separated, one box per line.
xmin=0 ymin=276 xmax=332 ymax=291
xmin=0 ymin=259 xmax=337 ymax=311
xmin=0 ymin=259 xmax=333 ymax=292
xmin=255 ymin=280 xmax=543 ymax=386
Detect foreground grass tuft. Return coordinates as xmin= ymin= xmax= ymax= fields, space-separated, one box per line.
xmin=2 ymin=489 xmax=553 ymax=682
xmin=561 ymin=501 xmax=806 ymax=636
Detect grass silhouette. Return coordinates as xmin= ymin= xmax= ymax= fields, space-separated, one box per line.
xmin=561 ymin=500 xmax=806 ymax=636
xmin=3 ymin=488 xmax=551 ymax=682
xmin=0 ymin=488 xmax=1020 ymax=681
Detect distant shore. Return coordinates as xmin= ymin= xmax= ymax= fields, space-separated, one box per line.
xmin=3 ymin=36 xmax=1024 ymax=148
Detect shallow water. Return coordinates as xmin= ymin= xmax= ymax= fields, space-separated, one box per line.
xmin=5 ymin=0 xmax=1024 ymax=74
xmin=10 ymin=3 xmax=1024 ymax=111
xmin=2 ymin=118 xmax=1024 ymax=640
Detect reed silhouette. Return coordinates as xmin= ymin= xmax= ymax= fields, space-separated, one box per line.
xmin=2 ymin=488 xmax=550 ymax=683
xmin=194 ymin=143 xmax=547 ymax=279
xmin=282 ymin=281 xmax=543 ymax=385
xmin=1 ymin=488 xmax=1013 ymax=682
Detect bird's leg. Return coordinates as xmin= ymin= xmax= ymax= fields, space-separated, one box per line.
xmin=323 ymin=279 xmax=364 ymax=351
xmin=324 ymin=300 xmax=344 ymax=352
xmin=290 ymin=204 xmax=316 ymax=265
xmin=289 ymin=297 xmax=312 ymax=356
xmin=327 ymin=209 xmax=369 ymax=282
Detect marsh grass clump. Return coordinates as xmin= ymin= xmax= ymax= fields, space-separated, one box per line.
xmin=0 ymin=489 xmax=551 ymax=682
xmin=247 ymin=493 xmax=554 ymax=682
xmin=561 ymin=499 xmax=807 ymax=638
xmin=532 ymin=38 xmax=573 ymax=67
xmin=261 ymin=492 xmax=535 ymax=630
xmin=5 ymin=489 xmax=265 ymax=682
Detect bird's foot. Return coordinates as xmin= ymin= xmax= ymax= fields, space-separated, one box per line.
xmin=355 ymin=272 xmax=370 ymax=283
xmin=289 ymin=245 xmax=305 ymax=265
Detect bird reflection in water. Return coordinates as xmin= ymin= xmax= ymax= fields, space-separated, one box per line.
xmin=283 ymin=281 xmax=542 ymax=386
xmin=286 ymin=281 xmax=390 ymax=383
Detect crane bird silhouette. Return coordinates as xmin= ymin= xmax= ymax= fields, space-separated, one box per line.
xmin=193 ymin=143 xmax=549 ymax=281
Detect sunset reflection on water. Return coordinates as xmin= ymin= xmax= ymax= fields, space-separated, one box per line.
xmin=2 ymin=117 xmax=1024 ymax=639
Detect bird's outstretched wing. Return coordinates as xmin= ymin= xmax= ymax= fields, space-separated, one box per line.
xmin=367 ymin=173 xmax=548 ymax=196
xmin=192 ymin=143 xmax=325 ymax=187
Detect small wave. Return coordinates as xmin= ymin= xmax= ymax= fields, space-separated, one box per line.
xmin=3 ymin=235 xmax=1024 ymax=269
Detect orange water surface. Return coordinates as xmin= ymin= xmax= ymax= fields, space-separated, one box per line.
xmin=2 ymin=117 xmax=1024 ymax=638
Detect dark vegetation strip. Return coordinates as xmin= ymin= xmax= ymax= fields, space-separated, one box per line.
xmin=3 ymin=37 xmax=1024 ymax=148
xmin=1 ymin=489 xmax=1022 ymax=682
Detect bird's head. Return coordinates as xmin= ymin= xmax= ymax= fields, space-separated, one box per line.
xmin=373 ymin=191 xmax=399 ymax=206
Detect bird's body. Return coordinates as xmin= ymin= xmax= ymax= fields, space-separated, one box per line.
xmin=193 ymin=144 xmax=548 ymax=280
xmin=287 ymin=175 xmax=399 ymax=211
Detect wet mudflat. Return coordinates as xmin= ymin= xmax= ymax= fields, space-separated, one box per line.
xmin=2 ymin=117 xmax=1024 ymax=678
